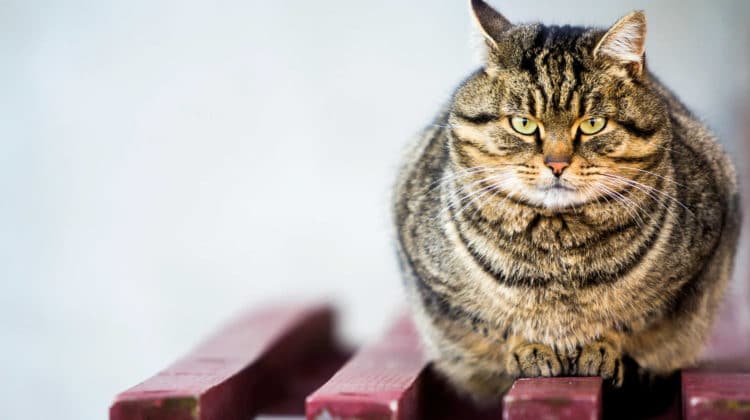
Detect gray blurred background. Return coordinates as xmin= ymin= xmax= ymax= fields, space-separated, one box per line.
xmin=2 ymin=0 xmax=749 ymax=418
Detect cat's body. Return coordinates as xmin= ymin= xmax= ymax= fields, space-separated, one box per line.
xmin=394 ymin=1 xmax=740 ymax=402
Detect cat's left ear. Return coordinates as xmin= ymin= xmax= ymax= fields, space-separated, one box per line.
xmin=594 ymin=11 xmax=647 ymax=77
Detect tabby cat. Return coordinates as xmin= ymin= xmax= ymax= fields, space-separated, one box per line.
xmin=393 ymin=0 xmax=740 ymax=402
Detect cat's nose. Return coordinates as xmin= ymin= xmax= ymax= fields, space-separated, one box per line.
xmin=545 ymin=159 xmax=570 ymax=177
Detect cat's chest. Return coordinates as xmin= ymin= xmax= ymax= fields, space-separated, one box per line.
xmin=525 ymin=214 xmax=594 ymax=250
xmin=476 ymin=203 xmax=633 ymax=251
xmin=481 ymin=281 xmax=640 ymax=347
xmin=489 ymin=212 xmax=637 ymax=277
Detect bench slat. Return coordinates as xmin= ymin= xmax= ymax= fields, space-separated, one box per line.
xmin=111 ymin=303 xmax=339 ymax=420
xmin=305 ymin=315 xmax=427 ymax=420
xmin=682 ymin=370 xmax=750 ymax=420
xmin=502 ymin=377 xmax=603 ymax=420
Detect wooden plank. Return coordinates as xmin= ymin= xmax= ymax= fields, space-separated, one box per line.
xmin=305 ymin=314 xmax=428 ymax=420
xmin=682 ymin=370 xmax=750 ymax=420
xmin=502 ymin=377 xmax=603 ymax=420
xmin=111 ymin=303 xmax=341 ymax=420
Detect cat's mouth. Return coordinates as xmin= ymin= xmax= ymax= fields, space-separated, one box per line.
xmin=539 ymin=180 xmax=576 ymax=192
xmin=540 ymin=185 xmax=576 ymax=192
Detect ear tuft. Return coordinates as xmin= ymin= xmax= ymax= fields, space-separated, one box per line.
xmin=594 ymin=11 xmax=647 ymax=76
xmin=470 ymin=0 xmax=512 ymax=46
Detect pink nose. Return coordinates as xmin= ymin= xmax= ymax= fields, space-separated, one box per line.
xmin=546 ymin=161 xmax=569 ymax=176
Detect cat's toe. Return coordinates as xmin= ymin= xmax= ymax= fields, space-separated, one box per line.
xmin=507 ymin=343 xmax=562 ymax=378
xmin=575 ymin=341 xmax=623 ymax=386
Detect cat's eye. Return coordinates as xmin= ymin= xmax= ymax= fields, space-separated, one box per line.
xmin=510 ymin=116 xmax=538 ymax=135
xmin=579 ymin=117 xmax=607 ymax=135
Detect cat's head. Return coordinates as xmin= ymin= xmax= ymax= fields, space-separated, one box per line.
xmin=448 ymin=0 xmax=671 ymax=211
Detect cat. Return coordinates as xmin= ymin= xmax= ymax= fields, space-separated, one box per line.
xmin=393 ymin=0 xmax=741 ymax=403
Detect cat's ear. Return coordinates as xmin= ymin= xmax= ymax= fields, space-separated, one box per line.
xmin=470 ymin=0 xmax=512 ymax=46
xmin=594 ymin=11 xmax=647 ymax=77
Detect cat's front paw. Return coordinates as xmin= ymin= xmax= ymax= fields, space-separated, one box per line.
xmin=506 ymin=343 xmax=563 ymax=378
xmin=574 ymin=340 xmax=624 ymax=386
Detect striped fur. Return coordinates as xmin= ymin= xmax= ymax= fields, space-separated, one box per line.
xmin=393 ymin=1 xmax=740 ymax=403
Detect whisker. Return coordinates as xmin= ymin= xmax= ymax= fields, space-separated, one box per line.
xmin=599 ymin=175 xmax=672 ymax=212
xmin=442 ymin=172 xmax=513 ymax=206
xmin=495 ymin=181 xmax=522 ymax=210
xmin=426 ymin=165 xmax=493 ymax=188
xmin=429 ymin=164 xmax=514 ymax=187
xmin=424 ymin=166 xmax=500 ymax=195
xmin=600 ymin=179 xmax=660 ymax=224
xmin=468 ymin=175 xmax=527 ymax=217
xmin=600 ymin=173 xmax=693 ymax=215
xmin=441 ymin=178 xmax=497 ymax=211
xmin=594 ymin=180 xmax=647 ymax=227
xmin=617 ymin=166 xmax=684 ymax=187
xmin=583 ymin=183 xmax=604 ymax=208
xmin=469 ymin=185 xmax=505 ymax=219
xmin=437 ymin=173 xmax=515 ymax=220
xmin=450 ymin=184 xmax=503 ymax=219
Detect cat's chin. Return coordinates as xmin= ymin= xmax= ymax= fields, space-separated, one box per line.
xmin=526 ymin=187 xmax=588 ymax=210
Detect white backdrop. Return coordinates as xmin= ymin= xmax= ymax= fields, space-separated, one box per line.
xmin=2 ymin=1 xmax=748 ymax=418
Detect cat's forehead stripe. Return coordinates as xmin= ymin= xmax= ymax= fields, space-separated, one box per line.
xmin=516 ymin=25 xmax=591 ymax=117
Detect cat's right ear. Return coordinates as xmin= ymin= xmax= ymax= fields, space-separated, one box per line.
xmin=470 ymin=0 xmax=512 ymax=47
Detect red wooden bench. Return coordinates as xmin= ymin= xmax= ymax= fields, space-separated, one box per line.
xmin=111 ymin=294 xmax=750 ymax=420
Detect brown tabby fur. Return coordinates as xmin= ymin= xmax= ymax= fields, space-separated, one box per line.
xmin=393 ymin=0 xmax=740 ymax=403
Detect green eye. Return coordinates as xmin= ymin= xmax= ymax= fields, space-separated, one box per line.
xmin=510 ymin=116 xmax=538 ymax=135
xmin=579 ymin=117 xmax=607 ymax=135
